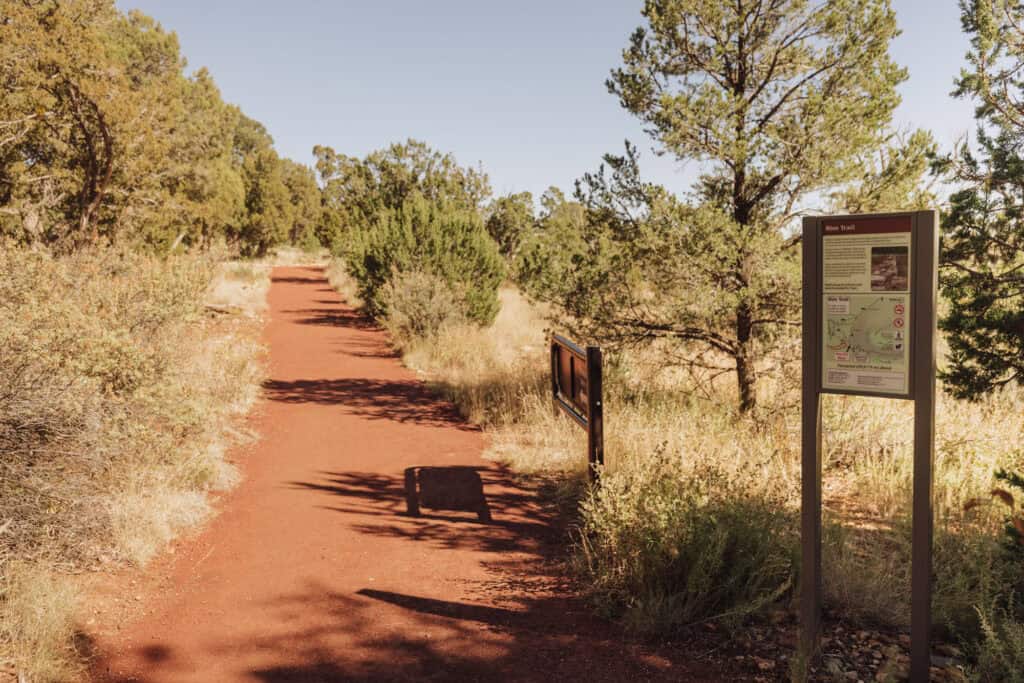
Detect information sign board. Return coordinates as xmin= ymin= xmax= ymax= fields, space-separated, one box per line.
xmin=820 ymin=215 xmax=914 ymax=396
xmin=801 ymin=211 xmax=938 ymax=683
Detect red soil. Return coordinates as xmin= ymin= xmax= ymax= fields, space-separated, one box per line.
xmin=89 ymin=266 xmax=728 ymax=682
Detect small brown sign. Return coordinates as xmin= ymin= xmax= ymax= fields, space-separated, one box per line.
xmin=552 ymin=336 xmax=589 ymax=422
xmin=550 ymin=334 xmax=604 ymax=482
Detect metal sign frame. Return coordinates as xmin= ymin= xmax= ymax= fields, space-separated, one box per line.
xmin=801 ymin=210 xmax=938 ymax=682
xmin=550 ymin=334 xmax=604 ymax=483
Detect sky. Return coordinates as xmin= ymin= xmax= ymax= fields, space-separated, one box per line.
xmin=114 ymin=1 xmax=977 ymax=201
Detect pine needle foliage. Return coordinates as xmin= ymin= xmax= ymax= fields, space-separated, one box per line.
xmin=939 ymin=0 xmax=1024 ymax=398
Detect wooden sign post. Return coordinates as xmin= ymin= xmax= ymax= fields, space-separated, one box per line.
xmin=800 ymin=211 xmax=938 ymax=682
xmin=550 ymin=334 xmax=604 ymax=483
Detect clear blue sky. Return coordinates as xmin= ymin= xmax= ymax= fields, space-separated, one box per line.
xmin=115 ymin=1 xmax=976 ymax=201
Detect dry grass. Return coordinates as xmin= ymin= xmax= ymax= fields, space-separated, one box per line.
xmin=265 ymin=245 xmax=330 ymax=266
xmin=363 ymin=270 xmax=1024 ymax=659
xmin=0 ymin=245 xmax=270 ymax=681
xmin=207 ymin=260 xmax=272 ymax=315
xmin=0 ymin=564 xmax=81 ymax=683
xmin=325 ymin=259 xmax=363 ymax=309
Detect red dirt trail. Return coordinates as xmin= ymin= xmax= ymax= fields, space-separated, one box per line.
xmin=90 ymin=266 xmax=725 ymax=682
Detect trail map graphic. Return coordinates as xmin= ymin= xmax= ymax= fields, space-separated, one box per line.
xmin=826 ymin=296 xmax=904 ymax=362
xmin=822 ymin=294 xmax=908 ymax=393
xmin=820 ymin=216 xmax=913 ymax=395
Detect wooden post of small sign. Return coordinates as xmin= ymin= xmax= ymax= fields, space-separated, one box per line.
xmin=800 ymin=214 xmax=823 ymax=662
xmin=800 ymin=211 xmax=938 ymax=682
xmin=586 ymin=346 xmax=604 ymax=482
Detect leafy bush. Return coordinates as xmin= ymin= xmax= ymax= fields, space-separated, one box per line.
xmin=973 ymin=599 xmax=1024 ymax=683
xmin=576 ymin=447 xmax=797 ymax=633
xmin=346 ymin=192 xmax=504 ymax=325
xmin=992 ymin=469 xmax=1024 ymax=553
xmin=485 ymin=191 xmax=534 ymax=259
xmin=379 ymin=270 xmax=465 ymax=347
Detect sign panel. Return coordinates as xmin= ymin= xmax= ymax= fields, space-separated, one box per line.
xmin=550 ymin=334 xmax=605 ymax=483
xmin=820 ymin=215 xmax=912 ymax=396
xmin=554 ymin=340 xmax=588 ymax=422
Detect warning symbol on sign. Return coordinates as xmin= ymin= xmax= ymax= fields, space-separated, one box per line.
xmin=894 ymin=303 xmax=905 ymax=315
xmin=893 ymin=317 xmax=905 ymax=328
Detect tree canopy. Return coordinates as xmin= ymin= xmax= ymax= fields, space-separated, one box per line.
xmin=0 ymin=0 xmax=313 ymax=254
xmin=314 ymin=139 xmax=491 ymax=251
xmin=485 ymin=191 xmax=534 ymax=261
xmin=524 ymin=0 xmax=917 ymax=412
xmin=939 ymin=0 xmax=1024 ymax=398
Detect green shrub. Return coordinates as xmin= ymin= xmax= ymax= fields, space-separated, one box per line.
xmin=973 ymin=599 xmax=1024 ymax=682
xmin=345 ymin=192 xmax=504 ymax=325
xmin=935 ymin=519 xmax=1020 ymax=642
xmin=298 ymin=228 xmax=323 ymax=254
xmin=992 ymin=469 xmax=1024 ymax=553
xmin=380 ymin=270 xmax=465 ymax=347
xmin=576 ymin=447 xmax=797 ymax=634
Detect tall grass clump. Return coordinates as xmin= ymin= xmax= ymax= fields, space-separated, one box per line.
xmin=0 ymin=244 xmax=264 ymax=679
xmin=577 ymin=450 xmax=797 ymax=634
xmin=973 ymin=600 xmax=1024 ymax=682
xmin=379 ymin=270 xmax=466 ymax=349
xmin=0 ymin=563 xmax=81 ymax=682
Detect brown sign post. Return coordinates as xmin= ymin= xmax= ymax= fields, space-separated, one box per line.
xmin=801 ymin=211 xmax=938 ymax=682
xmin=550 ymin=334 xmax=604 ymax=483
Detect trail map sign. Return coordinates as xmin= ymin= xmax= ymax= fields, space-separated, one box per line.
xmin=821 ymin=215 xmax=913 ymax=396
xmin=550 ymin=334 xmax=603 ymax=482
xmin=801 ymin=211 xmax=938 ymax=683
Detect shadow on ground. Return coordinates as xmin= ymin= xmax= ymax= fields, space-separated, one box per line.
xmin=262 ymin=378 xmax=476 ymax=430
xmin=94 ymin=459 xmax=733 ymax=681
xmin=289 ymin=467 xmax=552 ymax=554
xmin=270 ymin=275 xmax=328 ymax=285
xmin=95 ymin=577 xmax=735 ymax=683
xmin=285 ymin=307 xmax=380 ymax=330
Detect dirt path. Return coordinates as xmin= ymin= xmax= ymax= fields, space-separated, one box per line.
xmin=90 ymin=266 xmax=725 ymax=682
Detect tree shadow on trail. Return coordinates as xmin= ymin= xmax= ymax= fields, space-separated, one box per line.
xmin=289 ymin=468 xmax=553 ymax=555
xmin=262 ymin=378 xmax=478 ymax=430
xmin=282 ymin=306 xmax=380 ymax=330
xmin=96 ymin=579 xmax=737 ymax=683
xmin=354 ymin=588 xmax=541 ymax=630
xmin=270 ymin=275 xmax=329 ymax=285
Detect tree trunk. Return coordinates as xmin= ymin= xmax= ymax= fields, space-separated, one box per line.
xmin=80 ymin=106 xmax=113 ymax=243
xmin=68 ymin=84 xmax=113 ymax=243
xmin=735 ymin=301 xmax=757 ymax=413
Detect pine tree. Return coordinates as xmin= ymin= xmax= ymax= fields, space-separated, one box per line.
xmin=939 ymin=0 xmax=1024 ymax=398
xmin=535 ymin=0 xmax=909 ymax=412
